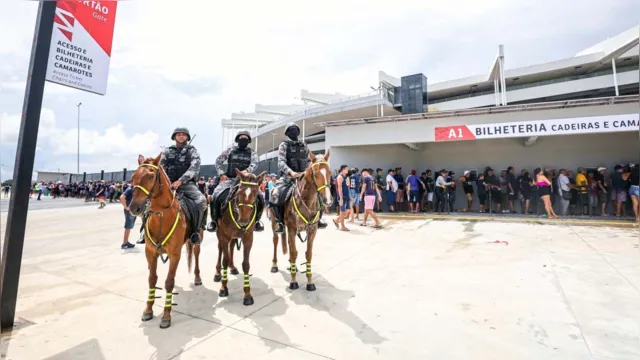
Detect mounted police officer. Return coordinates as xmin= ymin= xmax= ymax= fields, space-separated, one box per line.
xmin=269 ymin=122 xmax=328 ymax=233
xmin=207 ymin=130 xmax=264 ymax=232
xmin=160 ymin=127 xmax=208 ymax=244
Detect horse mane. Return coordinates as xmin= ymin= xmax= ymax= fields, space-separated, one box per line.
xmin=304 ymin=154 xmax=326 ymax=180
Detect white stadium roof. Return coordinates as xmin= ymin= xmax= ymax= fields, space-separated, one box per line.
xmin=221 ymin=25 xmax=639 ymax=155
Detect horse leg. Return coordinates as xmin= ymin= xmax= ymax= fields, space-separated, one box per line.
xmin=271 ymin=217 xmax=279 ymax=273
xmin=214 ymin=239 xmax=223 ymax=282
xmin=229 ymin=239 xmax=240 ymax=275
xmin=242 ymin=235 xmax=254 ymax=306
xmin=305 ymin=230 xmax=316 ymax=291
xmin=193 ymin=243 xmax=202 ymax=286
xmin=287 ymin=226 xmax=299 ymax=290
xmin=219 ymin=236 xmax=230 ymax=297
xmin=160 ymin=252 xmax=181 ymax=329
xmin=141 ymin=246 xmax=158 ymax=321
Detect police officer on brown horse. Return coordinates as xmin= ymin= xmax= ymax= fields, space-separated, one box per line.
xmin=207 ymin=130 xmax=264 ymax=232
xmin=269 ymin=122 xmax=328 ymax=233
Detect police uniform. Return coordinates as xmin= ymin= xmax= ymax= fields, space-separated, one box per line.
xmin=160 ymin=127 xmax=208 ymax=243
xmin=269 ymin=123 xmax=327 ymax=232
xmin=207 ymin=130 xmax=264 ymax=232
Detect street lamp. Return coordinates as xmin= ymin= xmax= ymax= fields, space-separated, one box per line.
xmin=77 ymin=102 xmax=82 ymax=179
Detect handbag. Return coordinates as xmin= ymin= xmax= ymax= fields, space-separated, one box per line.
xmin=561 ymin=188 xmax=572 ymax=201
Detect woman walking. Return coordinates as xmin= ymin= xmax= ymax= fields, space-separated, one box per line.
xmin=535 ymin=168 xmax=558 ymax=219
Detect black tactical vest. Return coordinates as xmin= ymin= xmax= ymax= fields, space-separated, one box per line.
xmin=285 ymin=140 xmax=307 ymax=173
xmin=226 ymin=147 xmax=252 ymax=178
xmin=164 ymin=145 xmax=193 ymax=182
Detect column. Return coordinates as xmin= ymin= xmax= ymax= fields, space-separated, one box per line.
xmin=611 ymin=58 xmax=619 ymax=96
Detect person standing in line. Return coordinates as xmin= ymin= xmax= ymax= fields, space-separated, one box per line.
xmin=628 ymin=163 xmax=639 ymax=221
xmin=348 ymin=168 xmax=361 ymax=222
xmin=459 ymin=170 xmax=474 ymax=212
xmin=333 ymin=165 xmax=351 ymax=232
xmin=119 ymin=186 xmax=136 ymax=249
xmin=359 ymin=168 xmax=383 ymax=228
xmin=386 ymin=169 xmax=398 ymax=212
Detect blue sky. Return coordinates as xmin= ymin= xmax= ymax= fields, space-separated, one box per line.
xmin=0 ymin=0 xmax=638 ymax=181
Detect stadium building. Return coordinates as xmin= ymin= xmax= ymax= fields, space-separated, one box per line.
xmin=222 ymin=26 xmax=638 ymax=176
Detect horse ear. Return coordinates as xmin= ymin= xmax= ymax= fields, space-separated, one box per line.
xmin=257 ymin=171 xmax=267 ymax=183
xmin=309 ymin=151 xmax=316 ymax=162
xmin=235 ymin=168 xmax=242 ymax=177
xmin=138 ymin=154 xmax=144 ymax=165
xmin=153 ymin=153 xmax=162 ymax=165
xmin=324 ymin=149 xmax=330 ymax=161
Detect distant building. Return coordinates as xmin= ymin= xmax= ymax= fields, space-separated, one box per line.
xmin=36 ymin=171 xmax=71 ymax=183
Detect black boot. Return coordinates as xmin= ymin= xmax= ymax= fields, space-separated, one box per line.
xmin=207 ymin=221 xmax=217 ymax=232
xmin=255 ymin=221 xmax=264 ymax=232
xmin=254 ymin=194 xmax=265 ymax=232
xmin=189 ymin=211 xmax=205 ymax=245
xmin=317 ymin=210 xmax=327 ymax=229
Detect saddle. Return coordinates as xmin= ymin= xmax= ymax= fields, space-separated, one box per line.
xmin=276 ymin=182 xmax=295 ymax=206
xmin=178 ymin=194 xmax=206 ymax=233
xmin=214 ymin=180 xmax=238 ymax=217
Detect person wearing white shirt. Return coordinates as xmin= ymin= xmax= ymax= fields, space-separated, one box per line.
xmin=557 ymin=169 xmax=572 ymax=216
xmin=385 ymin=169 xmax=398 ymax=212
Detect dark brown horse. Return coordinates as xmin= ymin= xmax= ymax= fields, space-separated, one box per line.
xmin=129 ymin=154 xmax=203 ymax=329
xmin=214 ymin=168 xmax=267 ymax=305
xmin=270 ymin=151 xmax=332 ymax=291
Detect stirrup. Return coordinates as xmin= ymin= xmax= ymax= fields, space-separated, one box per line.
xmin=275 ymin=222 xmax=284 ymax=233
xmin=254 ymin=221 xmax=264 ymax=232
xmin=206 ymin=221 xmax=217 ymax=233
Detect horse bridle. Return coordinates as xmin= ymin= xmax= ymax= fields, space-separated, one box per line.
xmin=292 ymin=160 xmax=330 ymax=226
xmin=228 ymin=178 xmax=260 ymax=232
xmin=133 ymin=163 xmax=180 ymax=255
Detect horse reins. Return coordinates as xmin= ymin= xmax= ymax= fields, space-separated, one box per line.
xmin=133 ymin=163 xmax=180 ymax=263
xmin=228 ymin=179 xmax=260 ymax=233
xmin=291 ymin=160 xmax=330 ymax=241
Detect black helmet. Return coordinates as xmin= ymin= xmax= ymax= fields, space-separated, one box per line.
xmin=234 ymin=130 xmax=252 ymax=143
xmin=284 ymin=122 xmax=300 ymax=136
xmin=171 ymin=127 xmax=191 ymax=141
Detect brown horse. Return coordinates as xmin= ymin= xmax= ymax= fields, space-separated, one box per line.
xmin=270 ymin=151 xmax=332 ymax=291
xmin=214 ymin=168 xmax=267 ymax=305
xmin=129 ymin=154 xmax=203 ymax=329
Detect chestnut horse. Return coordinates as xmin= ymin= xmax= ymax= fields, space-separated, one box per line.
xmin=129 ymin=154 xmax=203 ymax=329
xmin=270 ymin=151 xmax=332 ymax=291
xmin=214 ymin=168 xmax=266 ymax=305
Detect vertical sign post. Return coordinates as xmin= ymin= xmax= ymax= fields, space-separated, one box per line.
xmin=0 ymin=1 xmax=57 ymax=331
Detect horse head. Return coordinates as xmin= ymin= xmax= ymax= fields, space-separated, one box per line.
xmin=305 ymin=150 xmax=332 ymax=206
xmin=229 ymin=168 xmax=267 ymax=227
xmin=129 ymin=153 xmax=164 ymax=216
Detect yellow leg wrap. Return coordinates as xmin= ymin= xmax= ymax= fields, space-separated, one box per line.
xmin=148 ymin=288 xmax=156 ymax=302
xmin=290 ymin=263 xmax=297 ymax=274
xmin=243 ymin=274 xmax=250 ymax=288
xmin=222 ymin=269 xmax=228 ymax=281
xmin=165 ymin=292 xmax=173 ymax=308
xmin=306 ymin=262 xmax=312 ymax=276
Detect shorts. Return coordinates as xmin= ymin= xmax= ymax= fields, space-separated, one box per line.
xmin=520 ymin=192 xmax=531 ymax=200
xmin=387 ymin=190 xmax=396 ymax=205
xmin=408 ymin=190 xmax=419 ymax=203
xmin=124 ymin=210 xmax=137 ymax=229
xmin=364 ymin=195 xmax=376 ymax=210
xmin=629 ymin=185 xmax=639 ymax=198
xmin=98 ymin=195 xmax=106 ymax=200
xmin=614 ymin=189 xmax=627 ymax=202
xmin=340 ymin=199 xmax=350 ymax=212
xmin=349 ymin=190 xmax=360 ymax=206
xmin=396 ymin=189 xmax=405 ymax=202
xmin=427 ymin=193 xmax=433 ymax=202
xmin=508 ymin=192 xmax=517 ymax=201
xmin=598 ymin=191 xmax=608 ymax=204
xmin=589 ymin=194 xmax=598 ymax=207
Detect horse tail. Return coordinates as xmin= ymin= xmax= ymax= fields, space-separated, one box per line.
xmin=186 ymin=241 xmax=193 ymax=274
xmin=281 ymin=231 xmax=288 ymax=255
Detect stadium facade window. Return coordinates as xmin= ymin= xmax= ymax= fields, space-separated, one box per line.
xmin=400 ymin=73 xmax=428 ymax=114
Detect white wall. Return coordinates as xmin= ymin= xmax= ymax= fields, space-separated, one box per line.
xmin=431 ymin=70 xmax=639 ymax=111
xmin=330 ymin=132 xmax=640 ymax=210
xmin=326 ymin=102 xmax=640 ymax=147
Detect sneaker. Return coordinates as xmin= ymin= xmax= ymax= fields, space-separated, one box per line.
xmin=121 ymin=242 xmax=135 ymax=249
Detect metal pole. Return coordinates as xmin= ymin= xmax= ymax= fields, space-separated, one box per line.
xmin=255 ymin=122 xmax=259 ymax=156
xmin=302 ymin=119 xmax=306 ymax=142
xmin=1 ymin=0 xmax=56 ymax=331
xmin=611 ymin=58 xmax=619 ymax=96
xmin=77 ymin=102 xmax=81 ymax=177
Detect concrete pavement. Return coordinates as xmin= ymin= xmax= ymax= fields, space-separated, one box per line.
xmin=0 ymin=198 xmax=638 ymax=359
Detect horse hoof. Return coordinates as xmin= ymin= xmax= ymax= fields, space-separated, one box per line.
xmin=243 ymin=297 xmax=254 ymax=306
xmin=159 ymin=319 xmax=171 ymax=329
xmin=194 ymin=277 xmax=202 ymax=286
xmin=141 ymin=311 xmax=153 ymax=321
xmin=270 ymin=266 xmax=278 ymax=273
xmin=230 ymin=268 xmax=240 ymax=276
xmin=306 ymin=284 xmax=316 ymax=291
xmin=214 ymin=274 xmax=222 ymax=282
xmin=219 ymin=289 xmax=229 ymax=297
xmin=289 ymin=282 xmax=299 ymax=290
